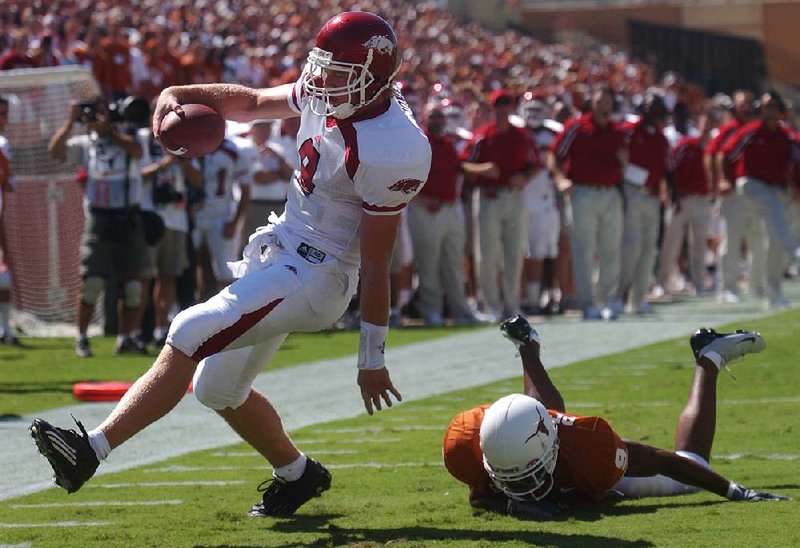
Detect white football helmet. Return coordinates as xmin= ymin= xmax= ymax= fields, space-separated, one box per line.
xmin=480 ymin=394 xmax=559 ymax=501
xmin=518 ymin=92 xmax=547 ymax=128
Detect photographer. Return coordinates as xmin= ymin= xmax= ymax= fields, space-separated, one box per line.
xmin=48 ymin=98 xmax=147 ymax=357
xmin=140 ymin=126 xmax=201 ymax=346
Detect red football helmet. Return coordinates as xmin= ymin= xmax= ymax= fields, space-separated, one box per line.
xmin=304 ymin=12 xmax=400 ymax=119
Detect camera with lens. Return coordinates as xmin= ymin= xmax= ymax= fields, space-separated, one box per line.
xmin=152 ymin=181 xmax=184 ymax=205
xmin=78 ymin=100 xmax=98 ymax=123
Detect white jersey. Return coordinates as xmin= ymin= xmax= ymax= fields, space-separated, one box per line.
xmin=67 ymin=130 xmax=146 ymax=209
xmin=196 ymin=139 xmax=241 ymax=223
xmin=525 ymin=123 xmax=561 ymax=213
xmin=275 ymin=77 xmax=431 ymax=270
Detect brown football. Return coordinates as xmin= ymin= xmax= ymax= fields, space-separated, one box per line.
xmin=159 ymin=103 xmax=226 ymax=158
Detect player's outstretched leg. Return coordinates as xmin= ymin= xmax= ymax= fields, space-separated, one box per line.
xmin=29 ymin=417 xmax=99 ymax=494
xmin=676 ymin=327 xmax=766 ymax=460
xmin=248 ymin=457 xmax=332 ymax=517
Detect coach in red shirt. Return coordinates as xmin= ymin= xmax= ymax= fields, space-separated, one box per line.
xmin=550 ymin=85 xmax=627 ymax=320
xmin=618 ymin=93 xmax=671 ymax=314
xmin=706 ymin=90 xmax=766 ymax=303
xmin=657 ymin=114 xmax=713 ymax=295
xmin=722 ymin=91 xmax=800 ymax=307
xmin=408 ymin=106 xmax=482 ymax=326
xmin=462 ymin=90 xmax=539 ymax=320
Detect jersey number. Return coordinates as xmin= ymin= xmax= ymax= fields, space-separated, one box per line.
xmin=615 ymin=448 xmax=628 ymax=470
xmin=297 ymin=138 xmax=320 ymax=196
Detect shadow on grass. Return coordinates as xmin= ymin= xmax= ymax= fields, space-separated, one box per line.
xmin=0 ymin=381 xmax=75 ymax=394
xmin=264 ymin=514 xmax=654 ymax=547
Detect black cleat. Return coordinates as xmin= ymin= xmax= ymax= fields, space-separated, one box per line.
xmin=248 ymin=458 xmax=331 ymax=517
xmin=500 ymin=315 xmax=541 ymax=349
xmin=115 ymin=336 xmax=148 ymax=356
xmin=74 ymin=338 xmax=92 ymax=358
xmin=29 ymin=417 xmax=99 ymax=494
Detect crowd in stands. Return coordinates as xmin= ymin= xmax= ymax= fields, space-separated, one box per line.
xmin=1 ymin=0 xmax=799 ymax=352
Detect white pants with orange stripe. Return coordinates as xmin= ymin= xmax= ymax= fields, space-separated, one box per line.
xmin=167 ymin=244 xmax=357 ymax=410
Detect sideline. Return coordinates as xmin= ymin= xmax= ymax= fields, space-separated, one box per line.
xmin=2 ymin=288 xmax=797 ymax=501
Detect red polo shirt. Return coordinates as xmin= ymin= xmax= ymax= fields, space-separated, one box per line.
xmin=462 ymin=122 xmax=539 ymax=189
xmin=421 ymin=131 xmax=460 ymax=202
xmin=552 ymin=113 xmax=626 ymax=187
xmin=721 ymin=121 xmax=793 ymax=185
xmin=673 ymin=136 xmax=710 ymax=196
xmin=624 ymin=120 xmax=671 ymax=195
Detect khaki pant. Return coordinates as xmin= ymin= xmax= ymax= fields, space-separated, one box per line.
xmin=619 ymin=185 xmax=661 ymax=306
xmin=657 ymin=195 xmax=711 ymax=291
xmin=569 ymin=185 xmax=623 ymax=310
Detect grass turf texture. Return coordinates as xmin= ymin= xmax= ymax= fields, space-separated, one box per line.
xmin=0 ymin=326 xmax=478 ymax=416
xmin=1 ymin=311 xmax=798 ymax=547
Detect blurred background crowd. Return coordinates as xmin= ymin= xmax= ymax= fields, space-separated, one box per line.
xmin=0 ymin=0 xmax=798 ymax=355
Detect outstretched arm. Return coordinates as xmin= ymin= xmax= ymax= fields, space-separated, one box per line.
xmin=357 ymin=211 xmax=403 ymax=415
xmin=624 ymin=440 xmax=790 ymax=501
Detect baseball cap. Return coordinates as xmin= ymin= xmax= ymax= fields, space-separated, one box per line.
xmin=490 ymin=89 xmax=514 ymax=107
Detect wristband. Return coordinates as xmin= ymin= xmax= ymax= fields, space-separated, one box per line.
xmin=358 ymin=321 xmax=388 ymax=370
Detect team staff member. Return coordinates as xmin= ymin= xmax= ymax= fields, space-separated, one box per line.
xmin=722 ymin=91 xmax=800 ymax=308
xmin=408 ymin=106 xmax=487 ymax=326
xmin=463 ymin=90 xmax=539 ymax=321
xmin=657 ymin=114 xmax=713 ymax=295
xmin=241 ymin=119 xmax=296 ymax=240
xmin=707 ymin=90 xmax=766 ymax=303
xmin=443 ymin=316 xmax=789 ymax=518
xmin=0 ymin=95 xmax=19 ymax=345
xmin=618 ymin=93 xmax=672 ymax=314
xmin=550 ymin=85 xmax=627 ymax=320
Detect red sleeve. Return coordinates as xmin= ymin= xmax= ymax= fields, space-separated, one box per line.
xmin=720 ymin=125 xmax=753 ymax=162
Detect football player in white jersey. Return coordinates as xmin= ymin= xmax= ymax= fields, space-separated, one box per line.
xmin=31 ymin=12 xmax=431 ymax=518
xmin=514 ymin=94 xmax=563 ymax=314
xmin=193 ymin=138 xmax=250 ymax=299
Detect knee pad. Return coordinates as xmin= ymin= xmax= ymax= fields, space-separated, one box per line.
xmin=123 ymin=279 xmax=142 ymax=309
xmin=81 ymin=276 xmax=105 ymax=305
xmin=192 ymin=362 xmax=250 ymax=410
xmin=0 ymin=269 xmax=11 ymax=290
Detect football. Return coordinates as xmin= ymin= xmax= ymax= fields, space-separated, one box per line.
xmin=159 ymin=103 xmax=226 ymax=158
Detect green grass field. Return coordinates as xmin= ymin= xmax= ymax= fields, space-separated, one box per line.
xmin=1 ymin=311 xmax=798 ymax=547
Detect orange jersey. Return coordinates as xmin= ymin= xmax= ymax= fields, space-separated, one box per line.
xmin=443 ymin=405 xmax=628 ymax=507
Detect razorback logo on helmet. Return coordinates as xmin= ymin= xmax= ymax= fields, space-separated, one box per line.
xmin=363 ymin=35 xmax=394 ymax=54
xmin=388 ymin=179 xmax=423 ymax=194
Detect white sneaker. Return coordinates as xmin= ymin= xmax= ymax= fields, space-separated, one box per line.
xmin=600 ymin=306 xmax=618 ymax=321
xmin=718 ymin=290 xmax=740 ymax=304
xmin=769 ymin=296 xmax=791 ymax=310
xmin=690 ymin=327 xmax=766 ymax=371
xmin=650 ymin=284 xmax=666 ymax=299
xmin=583 ymin=306 xmax=602 ymax=321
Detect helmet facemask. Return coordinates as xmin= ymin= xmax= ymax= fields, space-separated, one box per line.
xmin=304 ymin=46 xmax=400 ymax=119
xmin=483 ymin=436 xmax=559 ymax=501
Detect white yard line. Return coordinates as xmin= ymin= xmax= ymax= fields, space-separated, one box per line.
xmin=10 ymin=500 xmax=182 ymax=508
xmin=2 ymin=288 xmax=798 ymax=501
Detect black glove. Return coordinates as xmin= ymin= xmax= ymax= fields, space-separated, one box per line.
xmin=507 ymin=498 xmax=561 ymax=520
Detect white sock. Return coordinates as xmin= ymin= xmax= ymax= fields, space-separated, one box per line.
xmin=153 ymin=327 xmax=167 ymax=340
xmin=0 ymin=302 xmax=10 ymax=333
xmin=701 ymin=351 xmax=724 ymax=371
xmin=273 ymin=453 xmax=307 ymax=482
xmin=116 ymin=334 xmax=127 ymax=345
xmin=397 ymin=288 xmax=412 ymax=310
xmin=87 ymin=429 xmax=111 ymax=461
xmin=525 ymin=282 xmax=541 ymax=307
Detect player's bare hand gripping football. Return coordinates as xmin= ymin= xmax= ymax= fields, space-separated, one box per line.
xmin=152 ymin=83 xmax=297 ymax=139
